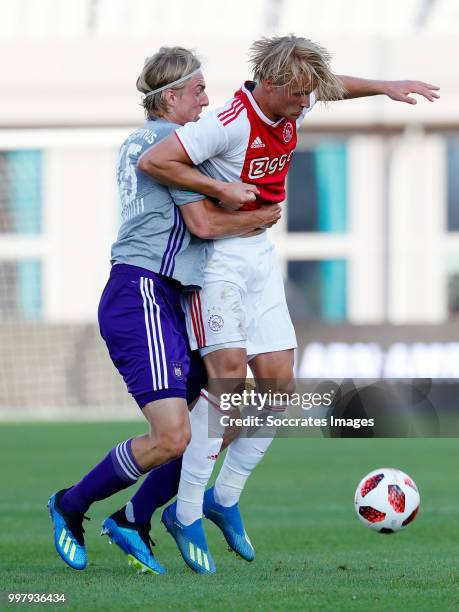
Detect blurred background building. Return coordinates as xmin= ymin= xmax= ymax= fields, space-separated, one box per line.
xmin=1 ymin=0 xmax=459 ymax=417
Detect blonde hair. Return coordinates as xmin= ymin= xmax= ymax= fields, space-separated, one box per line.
xmin=136 ymin=47 xmax=201 ymax=118
xmin=249 ymin=35 xmax=345 ymax=101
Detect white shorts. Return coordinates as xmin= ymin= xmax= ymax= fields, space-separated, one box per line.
xmin=183 ymin=232 xmax=297 ymax=358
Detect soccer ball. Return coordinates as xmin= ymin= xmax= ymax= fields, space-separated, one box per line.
xmin=354 ymin=468 xmax=420 ymax=533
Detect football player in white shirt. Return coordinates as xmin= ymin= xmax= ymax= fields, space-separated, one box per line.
xmin=139 ymin=34 xmax=439 ymax=574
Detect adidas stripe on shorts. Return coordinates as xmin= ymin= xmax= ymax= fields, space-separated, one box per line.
xmin=98 ymin=264 xmax=206 ymax=408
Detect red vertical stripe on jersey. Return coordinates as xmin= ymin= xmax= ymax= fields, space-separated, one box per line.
xmin=189 ymin=292 xmax=202 ymax=348
xmin=222 ymin=103 xmax=245 ymax=126
xmin=218 ymin=102 xmax=243 ymax=125
xmin=220 ymin=100 xmax=243 ymax=119
xmin=196 ymin=291 xmax=206 ymax=347
xmin=192 ymin=292 xmax=201 ymax=347
xmin=217 ymin=99 xmax=240 ymax=121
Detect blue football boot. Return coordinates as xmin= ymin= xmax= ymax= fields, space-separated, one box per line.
xmin=161 ymin=501 xmax=216 ymax=574
xmin=48 ymin=489 xmax=88 ymax=570
xmin=203 ymin=487 xmax=255 ymax=561
xmin=101 ymin=512 xmax=166 ymax=575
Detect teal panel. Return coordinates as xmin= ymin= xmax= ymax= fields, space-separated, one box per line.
xmin=314 ymin=143 xmax=347 ymax=233
xmin=320 ymin=259 xmax=347 ymax=322
xmin=7 ymin=150 xmax=42 ymax=234
xmin=17 ymin=260 xmax=42 ymax=320
xmin=7 ymin=151 xmax=42 ymax=319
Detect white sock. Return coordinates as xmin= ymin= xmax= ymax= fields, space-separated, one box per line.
xmin=213 ymin=402 xmax=287 ymax=507
xmin=176 ymin=391 xmax=224 ymax=525
xmin=213 ymin=435 xmax=274 ymax=507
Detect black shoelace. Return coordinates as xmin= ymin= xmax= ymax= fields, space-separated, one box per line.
xmin=136 ymin=522 xmax=156 ymax=553
xmin=63 ymin=512 xmax=90 ymax=546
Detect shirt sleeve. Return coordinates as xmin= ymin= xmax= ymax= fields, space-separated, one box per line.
xmin=175 ymin=112 xmax=228 ymax=165
xmin=169 ymin=186 xmax=205 ymax=207
xmin=296 ymin=90 xmax=317 ymax=129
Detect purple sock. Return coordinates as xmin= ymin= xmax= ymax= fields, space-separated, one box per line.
xmin=60 ymin=439 xmax=145 ymax=514
xmin=124 ymin=457 xmax=183 ymax=525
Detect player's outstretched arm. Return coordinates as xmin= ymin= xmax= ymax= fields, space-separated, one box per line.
xmin=138 ymin=134 xmax=259 ymax=210
xmin=179 ymin=199 xmax=281 ymax=239
xmin=330 ymin=75 xmax=440 ymax=105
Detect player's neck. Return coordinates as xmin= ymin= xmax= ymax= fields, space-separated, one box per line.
xmin=161 ymin=112 xmax=184 ymax=125
xmin=251 ymin=85 xmax=281 ymax=122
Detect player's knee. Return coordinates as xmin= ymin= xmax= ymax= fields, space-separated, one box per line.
xmin=157 ymin=430 xmax=189 ymax=461
xmin=205 ymin=348 xmax=247 ymax=379
xmin=266 ymin=362 xmax=294 ymax=378
xmin=256 ymin=365 xmax=295 ymax=394
xmin=277 ymin=376 xmax=296 ymax=395
xmin=218 ymin=355 xmax=246 ymax=378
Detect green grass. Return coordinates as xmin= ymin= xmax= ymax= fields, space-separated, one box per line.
xmin=0 ymin=423 xmax=458 ymax=611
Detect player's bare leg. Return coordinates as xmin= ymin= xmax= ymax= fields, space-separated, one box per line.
xmin=49 ymin=396 xmax=190 ymax=572
xmin=250 ymin=348 xmax=295 ymax=389
xmin=204 ymin=346 xmax=248 ymax=447
xmin=203 ymin=347 xmax=247 ymax=379
xmin=99 ymin=398 xmax=195 ymax=576
xmin=131 ymin=398 xmax=191 ymax=470
xmin=58 ymin=397 xmax=190 ymax=516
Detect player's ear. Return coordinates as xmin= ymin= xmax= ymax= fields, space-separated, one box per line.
xmin=163 ymin=88 xmax=176 ymax=109
xmin=263 ymin=79 xmax=275 ymax=93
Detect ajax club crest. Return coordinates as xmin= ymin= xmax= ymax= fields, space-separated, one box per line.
xmin=283 ymin=121 xmax=293 ymax=143
xmin=208 ymin=314 xmax=224 ymax=332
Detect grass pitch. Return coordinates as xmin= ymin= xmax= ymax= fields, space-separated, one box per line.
xmin=1 ymin=423 xmax=458 ymax=611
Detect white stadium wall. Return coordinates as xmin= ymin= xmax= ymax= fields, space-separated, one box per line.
xmin=1 ymin=18 xmax=459 ymax=416
xmin=0 ymin=37 xmax=457 ymax=127
xmin=0 ymin=36 xmax=458 ymax=324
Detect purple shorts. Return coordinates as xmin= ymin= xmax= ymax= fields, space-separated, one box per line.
xmin=98 ymin=264 xmax=206 ymax=408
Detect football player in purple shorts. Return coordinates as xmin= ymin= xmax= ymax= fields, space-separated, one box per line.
xmin=48 ymin=46 xmax=280 ymax=575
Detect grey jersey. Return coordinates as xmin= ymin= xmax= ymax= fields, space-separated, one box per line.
xmin=111 ymin=119 xmax=210 ymax=288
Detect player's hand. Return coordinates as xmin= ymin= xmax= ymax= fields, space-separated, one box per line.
xmin=218 ymin=182 xmax=260 ymax=210
xmin=383 ymin=80 xmax=440 ymax=105
xmin=254 ymin=204 xmax=282 ymax=228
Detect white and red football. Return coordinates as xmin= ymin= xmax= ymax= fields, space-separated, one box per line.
xmin=354 ymin=468 xmax=420 ymax=533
